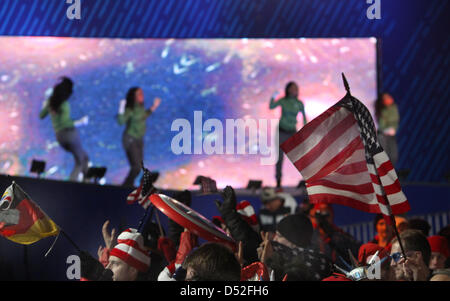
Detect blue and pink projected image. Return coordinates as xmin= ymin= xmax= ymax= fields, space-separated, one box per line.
xmin=0 ymin=38 xmax=377 ymax=189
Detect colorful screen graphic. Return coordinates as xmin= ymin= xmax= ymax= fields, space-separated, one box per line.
xmin=0 ymin=38 xmax=377 ymax=189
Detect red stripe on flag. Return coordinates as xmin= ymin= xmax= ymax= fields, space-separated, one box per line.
xmin=383 ymin=179 xmax=402 ymax=195
xmin=377 ymin=160 xmax=395 ymax=177
xmin=308 ymin=180 xmax=375 ymax=195
xmin=308 ymin=193 xmax=381 ymax=213
xmin=303 ymin=136 xmax=363 ymax=182
xmin=281 ymin=106 xmax=341 ymax=154
xmin=289 ymin=113 xmax=357 ymax=172
xmin=335 ymin=161 xmax=368 ymax=175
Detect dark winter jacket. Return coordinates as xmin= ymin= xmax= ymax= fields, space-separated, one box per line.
xmin=216 ymin=186 xmax=262 ymax=266
xmin=265 ymin=241 xmax=333 ymax=281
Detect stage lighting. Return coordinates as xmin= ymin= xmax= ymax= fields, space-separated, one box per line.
xmin=30 ymin=160 xmax=46 ymax=178
xmin=246 ymin=180 xmax=262 ymax=194
xmin=86 ymin=166 xmax=107 ymax=184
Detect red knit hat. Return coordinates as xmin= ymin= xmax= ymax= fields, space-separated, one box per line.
xmin=427 ymin=235 xmax=450 ymax=258
xmin=358 ymin=242 xmax=389 ymax=265
xmin=110 ymin=228 xmax=150 ymax=272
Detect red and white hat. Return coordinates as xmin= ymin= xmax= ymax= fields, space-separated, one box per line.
xmin=110 ymin=228 xmax=150 ymax=272
xmin=427 ymin=235 xmax=450 ymax=258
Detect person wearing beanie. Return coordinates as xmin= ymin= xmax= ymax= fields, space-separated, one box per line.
xmin=309 ymin=203 xmax=361 ymax=265
xmin=257 ymin=214 xmax=333 ymax=281
xmin=427 ymin=235 xmax=450 ymax=270
xmin=275 ymin=213 xmax=313 ymax=248
xmin=107 ymin=228 xmax=151 ymax=281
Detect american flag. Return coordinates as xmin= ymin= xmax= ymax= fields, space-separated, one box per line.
xmin=281 ymin=89 xmax=410 ymax=218
xmin=126 ymin=167 xmax=154 ymax=209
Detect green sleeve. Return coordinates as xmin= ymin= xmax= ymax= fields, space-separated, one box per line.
xmin=117 ymin=109 xmax=132 ymax=125
xmin=39 ymin=101 xmax=49 ymax=119
xmin=392 ymin=105 xmax=400 ymax=131
xmin=299 ymin=100 xmax=307 ymax=125
xmin=270 ymin=97 xmax=283 ymax=109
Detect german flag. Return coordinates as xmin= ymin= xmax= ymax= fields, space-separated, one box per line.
xmin=0 ymin=182 xmax=59 ymax=245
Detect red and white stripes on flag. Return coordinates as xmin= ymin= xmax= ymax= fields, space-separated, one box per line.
xmin=126 ymin=184 xmax=151 ymax=209
xmin=281 ymin=96 xmax=410 ymax=218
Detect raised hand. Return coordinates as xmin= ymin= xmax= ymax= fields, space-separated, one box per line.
xmin=151 ymin=97 xmax=162 ymax=111
xmin=118 ymin=99 xmax=126 ymax=114
xmin=101 ymin=220 xmax=117 ymax=250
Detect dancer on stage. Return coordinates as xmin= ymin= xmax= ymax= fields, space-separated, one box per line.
xmin=117 ymin=87 xmax=161 ymax=187
xmin=375 ymin=93 xmax=399 ymax=166
xmin=269 ymin=81 xmax=307 ymax=188
xmin=39 ymin=77 xmax=90 ymax=181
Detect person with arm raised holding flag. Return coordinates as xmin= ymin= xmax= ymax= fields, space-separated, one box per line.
xmin=117 ymin=87 xmax=161 ymax=187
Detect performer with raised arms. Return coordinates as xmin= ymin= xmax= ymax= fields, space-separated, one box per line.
xmin=117 ymin=87 xmax=161 ymax=187
xmin=269 ymin=81 xmax=307 ymax=188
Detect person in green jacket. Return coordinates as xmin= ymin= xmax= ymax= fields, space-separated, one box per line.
xmin=117 ymin=87 xmax=161 ymax=187
xmin=375 ymin=93 xmax=400 ymax=166
xmin=39 ymin=77 xmax=90 ymax=181
xmin=270 ymin=81 xmax=307 ymax=188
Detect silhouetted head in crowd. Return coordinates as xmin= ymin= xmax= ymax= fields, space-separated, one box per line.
xmin=427 ymin=236 xmax=449 ymax=271
xmin=49 ymin=76 xmax=73 ymax=112
xmin=125 ymin=87 xmax=144 ymax=109
xmin=285 ymin=81 xmax=299 ymax=99
xmin=274 ymin=214 xmax=313 ymax=248
xmin=395 ymin=216 xmax=409 ymax=234
xmin=309 ymin=203 xmax=334 ymax=227
xmin=389 ymin=229 xmax=431 ymax=281
xmin=373 ymin=214 xmax=393 ymax=247
xmin=260 ymin=187 xmax=284 ymax=213
xmin=183 ymin=242 xmax=241 ymax=281
xmin=106 ymin=229 xmax=150 ymax=281
xmin=408 ymin=218 xmax=431 ymax=236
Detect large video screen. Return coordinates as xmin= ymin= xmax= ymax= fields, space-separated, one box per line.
xmin=0 ymin=37 xmax=377 ymax=189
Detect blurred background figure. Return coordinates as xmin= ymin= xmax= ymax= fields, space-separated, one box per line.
xmin=258 ymin=187 xmax=297 ymax=234
xmin=375 ymin=92 xmax=399 ymax=167
xmin=427 ymin=235 xmax=450 ymax=270
xmin=117 ymin=87 xmax=161 ymax=187
xmin=371 ymin=214 xmax=394 ymax=249
xmin=308 ymin=203 xmax=361 ymax=264
xmin=269 ymin=81 xmax=307 ymax=188
xmin=39 ymin=77 xmax=89 ymax=181
xmin=394 ymin=215 xmax=409 ymax=233
xmin=408 ymin=218 xmax=431 ymax=236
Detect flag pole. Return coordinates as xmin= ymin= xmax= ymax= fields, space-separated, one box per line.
xmin=60 ymin=229 xmax=82 ymax=253
xmin=341 ymin=73 xmax=408 ymax=260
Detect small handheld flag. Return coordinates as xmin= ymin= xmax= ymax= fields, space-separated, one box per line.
xmin=0 ymin=182 xmax=59 ymax=245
